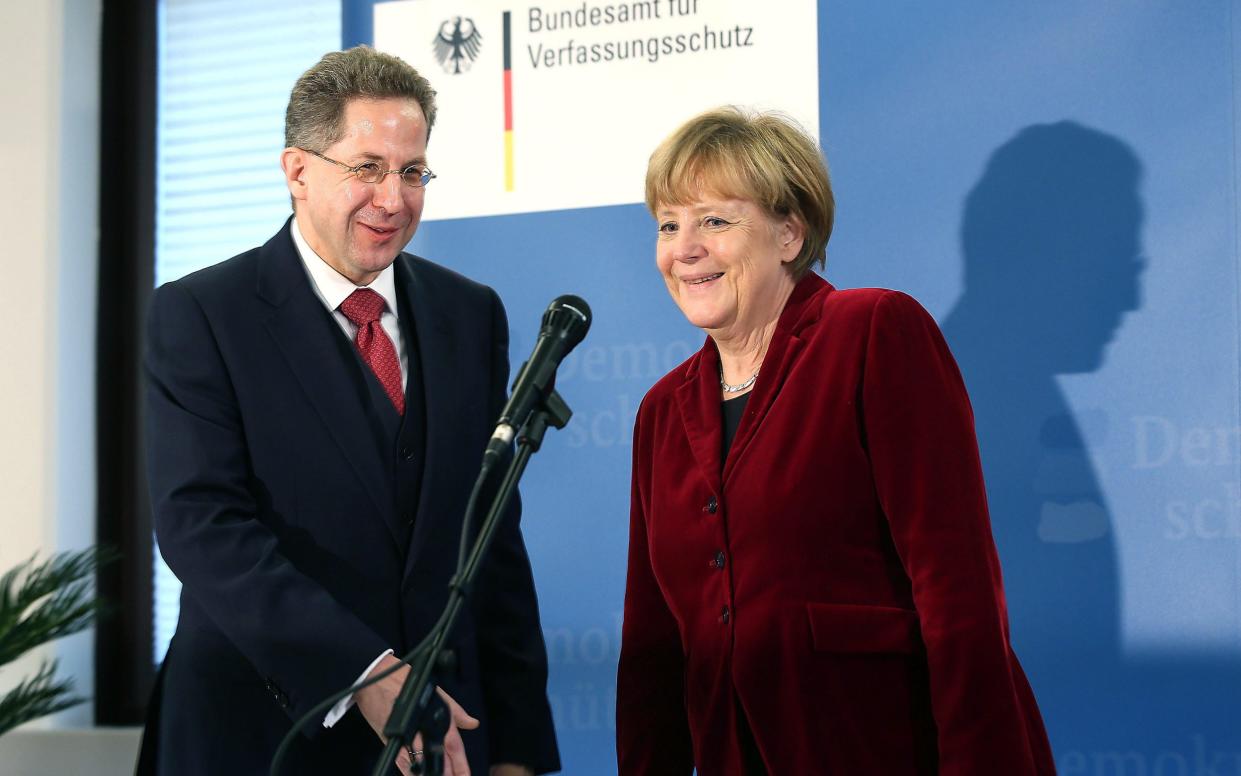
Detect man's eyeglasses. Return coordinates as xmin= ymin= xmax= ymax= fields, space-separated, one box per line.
xmin=301 ymin=148 xmax=437 ymax=188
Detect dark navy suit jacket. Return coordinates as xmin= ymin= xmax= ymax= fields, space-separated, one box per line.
xmin=138 ymin=221 xmax=559 ymax=775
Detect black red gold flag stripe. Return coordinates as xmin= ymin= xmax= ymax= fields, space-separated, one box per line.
xmin=503 ymin=10 xmax=513 ymax=191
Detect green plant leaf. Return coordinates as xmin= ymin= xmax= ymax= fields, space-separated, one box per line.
xmin=0 ymin=659 xmax=83 ymax=737
xmin=0 ymin=547 xmax=118 ymax=668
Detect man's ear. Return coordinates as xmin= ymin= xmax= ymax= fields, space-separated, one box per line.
xmin=280 ymin=147 xmax=309 ymax=202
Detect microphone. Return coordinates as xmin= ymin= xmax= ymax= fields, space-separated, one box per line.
xmin=484 ymin=295 xmax=592 ymax=463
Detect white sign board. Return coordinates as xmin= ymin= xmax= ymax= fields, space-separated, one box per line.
xmin=375 ymin=0 xmax=819 ymax=220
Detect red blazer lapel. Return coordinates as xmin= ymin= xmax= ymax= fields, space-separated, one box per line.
xmin=672 ymin=274 xmax=834 ymax=485
xmin=675 ymin=344 xmax=725 ymax=494
xmin=725 ymin=274 xmax=832 ymax=480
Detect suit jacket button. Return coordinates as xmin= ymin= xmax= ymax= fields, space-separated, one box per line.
xmin=713 ymin=550 xmax=726 ymax=569
xmin=400 ymin=446 xmax=415 ymax=461
xmin=704 ymin=497 xmax=718 ymax=514
xmin=720 ymin=605 xmax=730 ymax=624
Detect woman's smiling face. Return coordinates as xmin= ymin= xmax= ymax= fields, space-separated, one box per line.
xmin=655 ymin=193 xmax=803 ymax=336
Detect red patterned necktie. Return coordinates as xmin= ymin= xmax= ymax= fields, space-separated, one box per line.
xmin=339 ymin=288 xmax=405 ymax=415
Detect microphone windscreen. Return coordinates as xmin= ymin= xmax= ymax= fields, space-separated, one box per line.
xmin=542 ymin=294 xmax=592 ymax=347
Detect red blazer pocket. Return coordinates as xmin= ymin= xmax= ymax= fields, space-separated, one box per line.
xmin=807 ymin=602 xmax=924 ymax=654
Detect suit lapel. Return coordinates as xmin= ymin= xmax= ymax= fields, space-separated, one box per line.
xmin=722 ymin=274 xmax=830 ymax=481
xmin=676 ymin=344 xmax=724 ymax=495
xmin=256 ymin=222 xmax=401 ymax=546
xmin=395 ymin=255 xmax=461 ymax=564
xmin=721 ymin=331 xmax=806 ymax=483
xmin=673 ymin=274 xmax=830 ymax=486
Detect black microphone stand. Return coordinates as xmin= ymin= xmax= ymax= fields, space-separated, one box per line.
xmin=371 ymin=390 xmax=573 ymax=776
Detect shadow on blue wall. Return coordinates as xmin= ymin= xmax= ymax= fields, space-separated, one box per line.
xmin=943 ymin=122 xmax=1240 ymax=765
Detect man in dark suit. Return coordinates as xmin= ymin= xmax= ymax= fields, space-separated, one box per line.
xmin=138 ymin=47 xmax=559 ymax=776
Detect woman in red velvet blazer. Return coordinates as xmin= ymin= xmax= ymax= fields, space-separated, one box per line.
xmin=615 ymin=108 xmax=1056 ymax=775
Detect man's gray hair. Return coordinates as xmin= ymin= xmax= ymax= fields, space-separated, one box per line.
xmin=285 ymin=45 xmax=437 ymax=152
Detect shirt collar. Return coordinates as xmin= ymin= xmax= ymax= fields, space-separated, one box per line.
xmin=291 ymin=216 xmax=399 ymax=318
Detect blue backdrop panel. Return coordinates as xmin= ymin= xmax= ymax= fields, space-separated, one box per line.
xmin=347 ymin=1 xmax=1240 ymax=772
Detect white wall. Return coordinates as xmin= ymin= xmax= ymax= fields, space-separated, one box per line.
xmin=0 ymin=0 xmax=101 ymax=730
xmin=0 ymin=729 xmax=140 ymax=776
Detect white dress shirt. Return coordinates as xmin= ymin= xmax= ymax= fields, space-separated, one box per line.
xmin=291 ymin=216 xmax=408 ymax=390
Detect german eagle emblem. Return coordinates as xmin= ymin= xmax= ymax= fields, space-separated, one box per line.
xmin=432 ymin=17 xmax=483 ymax=75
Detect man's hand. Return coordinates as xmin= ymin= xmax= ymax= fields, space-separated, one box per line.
xmin=356 ymin=654 xmax=480 ymax=775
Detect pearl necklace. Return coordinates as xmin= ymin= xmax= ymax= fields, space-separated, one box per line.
xmin=719 ymin=363 xmax=759 ymax=393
